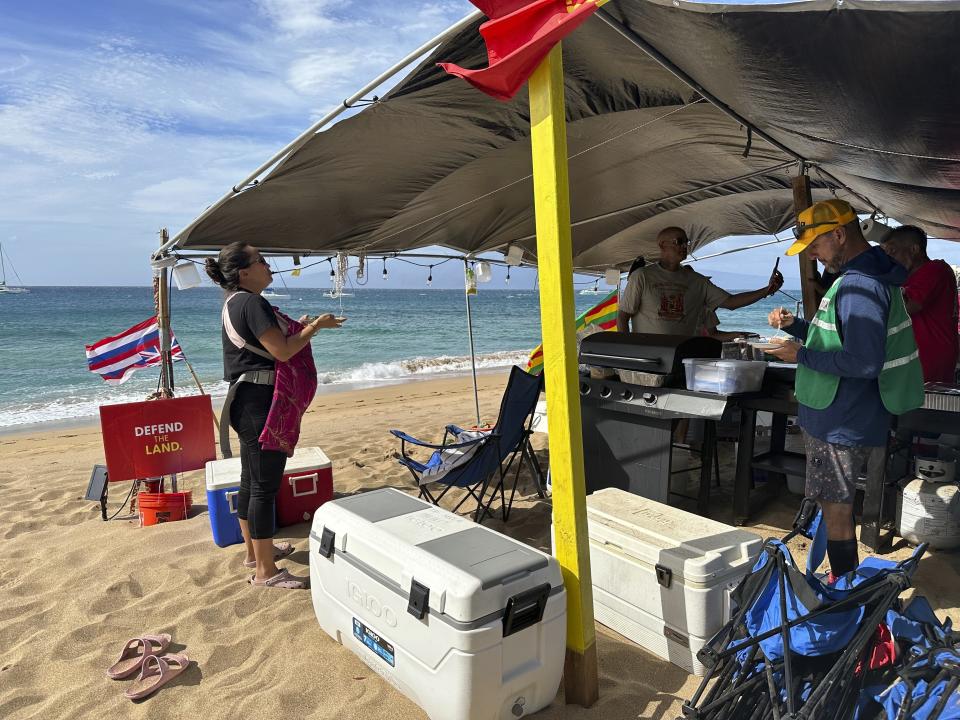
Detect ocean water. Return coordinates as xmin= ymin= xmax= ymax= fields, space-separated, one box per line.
xmin=0 ymin=286 xmax=793 ymax=429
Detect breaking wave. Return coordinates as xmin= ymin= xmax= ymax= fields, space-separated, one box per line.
xmin=315 ymin=350 xmax=529 ymax=385
xmin=0 ymin=351 xmax=529 ymax=429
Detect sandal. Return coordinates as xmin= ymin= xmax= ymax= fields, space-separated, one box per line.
xmin=124 ymin=653 xmax=191 ymax=701
xmin=248 ymin=569 xmax=309 ymax=589
xmin=241 ymin=542 xmax=294 ymax=568
xmin=105 ymin=634 xmax=172 ymax=680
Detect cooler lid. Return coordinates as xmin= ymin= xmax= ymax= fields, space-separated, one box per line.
xmin=205 ymin=446 xmax=331 ymax=490
xmin=313 ymin=488 xmax=562 ymax=624
xmin=586 ymin=488 xmax=761 ymax=585
xmin=205 ymin=456 xmax=243 ymax=491
xmin=284 ymin=446 xmax=331 ymax=473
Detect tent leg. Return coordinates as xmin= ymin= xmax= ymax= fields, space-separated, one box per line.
xmin=154 ymin=228 xmax=177 ymax=492
xmin=464 ymin=260 xmax=481 ymax=426
xmin=528 ymin=44 xmax=598 ymax=707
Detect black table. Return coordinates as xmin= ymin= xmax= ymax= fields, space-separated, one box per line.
xmin=733 ymin=381 xmax=958 ymax=552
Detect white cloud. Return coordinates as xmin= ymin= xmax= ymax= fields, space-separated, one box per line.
xmin=253 ymin=0 xmax=343 ymax=37
xmin=128 ymin=177 xmax=227 ymax=215
xmin=0 ymin=0 xmax=479 ymax=283
xmin=0 ymin=52 xmax=30 ymax=74
xmin=287 ymin=47 xmax=394 ymax=94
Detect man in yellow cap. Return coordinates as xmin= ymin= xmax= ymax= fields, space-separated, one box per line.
xmin=766 ymin=199 xmax=924 ymax=579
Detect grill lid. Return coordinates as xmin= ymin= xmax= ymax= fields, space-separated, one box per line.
xmin=579 ymin=332 xmax=721 ymax=377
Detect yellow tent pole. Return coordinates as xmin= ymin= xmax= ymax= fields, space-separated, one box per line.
xmin=528 ymin=42 xmax=599 ymax=707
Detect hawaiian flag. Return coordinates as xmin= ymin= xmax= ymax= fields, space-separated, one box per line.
xmin=85 ymin=317 xmax=184 ymax=385
xmin=438 ymin=0 xmax=606 ymax=101
xmin=526 ymin=289 xmax=617 ymax=375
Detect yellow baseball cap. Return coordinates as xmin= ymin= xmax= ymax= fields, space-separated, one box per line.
xmin=786 ymin=199 xmax=857 ymax=256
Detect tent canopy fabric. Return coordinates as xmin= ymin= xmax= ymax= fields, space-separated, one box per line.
xmin=177 ymin=0 xmax=960 ymax=268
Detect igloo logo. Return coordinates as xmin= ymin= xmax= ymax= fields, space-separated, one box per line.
xmin=347 ymin=580 xmax=398 ymax=627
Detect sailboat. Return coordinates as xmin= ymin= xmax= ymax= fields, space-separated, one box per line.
xmin=0 ymin=244 xmax=28 ymax=294
xmin=579 ymin=280 xmax=605 ymax=296
xmin=262 ymin=259 xmax=290 ymax=299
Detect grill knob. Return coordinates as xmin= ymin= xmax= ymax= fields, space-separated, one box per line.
xmin=642 ymin=392 xmax=657 ymax=405
xmin=579 ymin=382 xmax=590 ymax=396
xmin=599 ymin=386 xmax=612 ymax=399
xmin=620 ymin=389 xmax=634 ymax=401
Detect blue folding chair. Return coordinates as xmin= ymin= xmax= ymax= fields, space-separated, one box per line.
xmin=390 ymin=366 xmax=545 ymax=522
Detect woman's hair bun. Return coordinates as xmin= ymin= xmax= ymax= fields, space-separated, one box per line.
xmin=205 ymin=257 xmax=227 ymax=286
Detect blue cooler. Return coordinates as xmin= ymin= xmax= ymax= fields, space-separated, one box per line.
xmin=205 ymin=457 xmax=244 ymax=547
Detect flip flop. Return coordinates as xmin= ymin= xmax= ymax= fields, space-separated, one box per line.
xmin=248 ymin=569 xmax=309 ymax=589
xmin=241 ymin=542 xmax=295 ymax=568
xmin=124 ymin=653 xmax=190 ymax=701
xmin=105 ymin=634 xmax=172 ymax=680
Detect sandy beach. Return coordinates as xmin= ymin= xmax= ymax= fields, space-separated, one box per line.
xmin=2 ymin=370 xmax=958 ymax=720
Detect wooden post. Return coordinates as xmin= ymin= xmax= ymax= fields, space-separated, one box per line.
xmin=156 ymin=228 xmax=174 ymax=397
xmin=528 ymin=43 xmax=599 ymax=707
xmin=791 ymin=175 xmax=820 ymax=319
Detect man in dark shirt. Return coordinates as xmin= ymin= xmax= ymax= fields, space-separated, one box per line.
xmin=881 ymin=225 xmax=959 ymax=383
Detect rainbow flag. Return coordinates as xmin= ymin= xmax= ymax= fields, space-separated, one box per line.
xmin=525 ymin=289 xmax=618 ymax=375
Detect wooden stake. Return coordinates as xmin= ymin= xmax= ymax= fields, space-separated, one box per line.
xmin=791 ymin=175 xmax=821 ymax=319
xmin=528 ymin=43 xmax=599 ymax=707
xmin=156 ymin=228 xmax=175 ymax=398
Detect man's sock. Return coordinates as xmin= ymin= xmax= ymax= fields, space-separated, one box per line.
xmin=827 ymin=539 xmax=859 ymax=577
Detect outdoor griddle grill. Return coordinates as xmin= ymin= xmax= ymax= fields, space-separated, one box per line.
xmin=578 ymin=333 xmax=731 ymax=512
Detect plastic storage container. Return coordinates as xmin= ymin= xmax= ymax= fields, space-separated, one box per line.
xmin=276 ymin=447 xmax=334 ymax=527
xmin=205 ymin=457 xmax=245 ymax=547
xmin=310 ymin=488 xmax=566 ymax=720
xmin=576 ymin=488 xmax=762 ymax=675
xmin=683 ymin=359 xmax=767 ymax=395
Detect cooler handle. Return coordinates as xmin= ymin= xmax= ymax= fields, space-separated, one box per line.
xmin=289 ymin=472 xmax=319 ymax=497
xmin=502 ymin=583 xmax=551 ymax=638
xmin=226 ymin=490 xmax=239 ymax=515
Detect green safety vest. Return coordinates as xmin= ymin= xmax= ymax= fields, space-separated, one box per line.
xmin=795 ymin=276 xmax=924 ymax=415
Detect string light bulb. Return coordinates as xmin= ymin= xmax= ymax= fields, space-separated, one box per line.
xmin=505 ymin=266 xmax=511 ymax=285
xmin=328 ymin=259 xmax=335 ymax=280
xmin=382 ymin=258 xmax=388 ymax=280
xmin=427 ymin=265 xmax=433 ymax=287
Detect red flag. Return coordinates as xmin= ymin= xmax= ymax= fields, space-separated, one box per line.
xmin=439 ymin=0 xmax=602 ymax=101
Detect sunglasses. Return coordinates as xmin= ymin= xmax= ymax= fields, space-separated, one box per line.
xmin=246 ymin=254 xmax=270 ymax=268
xmin=792 ymin=220 xmax=837 ymax=240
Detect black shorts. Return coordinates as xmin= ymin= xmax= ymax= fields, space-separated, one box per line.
xmin=802 ymin=432 xmax=875 ymax=505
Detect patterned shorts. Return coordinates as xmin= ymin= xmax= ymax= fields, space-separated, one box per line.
xmin=802 ymin=432 xmax=875 ymax=505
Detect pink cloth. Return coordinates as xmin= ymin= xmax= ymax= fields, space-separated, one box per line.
xmin=258 ymin=310 xmax=317 ymax=457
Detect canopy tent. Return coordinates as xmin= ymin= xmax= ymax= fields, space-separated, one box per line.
xmin=166 ymin=0 xmax=960 ymax=267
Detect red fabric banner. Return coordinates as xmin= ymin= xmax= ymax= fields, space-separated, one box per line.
xmin=438 ymin=0 xmax=601 ymax=101
xmin=99 ymin=395 xmax=216 ymax=482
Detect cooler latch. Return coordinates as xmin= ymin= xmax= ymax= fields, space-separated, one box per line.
xmin=655 ymin=564 xmax=673 ymax=589
xmin=502 ymin=583 xmax=551 ymax=637
xmin=318 ymin=527 xmax=336 ymax=558
xmin=407 ymin=580 xmax=430 ymax=620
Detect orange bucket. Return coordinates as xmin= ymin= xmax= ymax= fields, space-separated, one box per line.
xmin=138 ymin=491 xmax=192 ymax=527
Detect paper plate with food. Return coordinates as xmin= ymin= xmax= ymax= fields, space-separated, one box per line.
xmin=749 ymin=337 xmax=794 ymax=352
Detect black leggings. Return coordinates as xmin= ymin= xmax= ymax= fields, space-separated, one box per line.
xmin=229 ymin=382 xmax=287 ymax=540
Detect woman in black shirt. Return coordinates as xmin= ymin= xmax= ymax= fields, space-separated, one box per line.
xmin=206 ymin=242 xmax=343 ymax=589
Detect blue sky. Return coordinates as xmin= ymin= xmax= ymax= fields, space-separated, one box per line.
xmin=1 ymin=0 xmax=958 ymax=289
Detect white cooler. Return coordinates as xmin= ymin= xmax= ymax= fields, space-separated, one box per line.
xmin=309 ymin=488 xmax=566 ymax=720
xmin=580 ymin=488 xmax=761 ymax=675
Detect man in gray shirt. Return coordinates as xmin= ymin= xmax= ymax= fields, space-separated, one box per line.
xmin=617 ymin=227 xmax=783 ymax=335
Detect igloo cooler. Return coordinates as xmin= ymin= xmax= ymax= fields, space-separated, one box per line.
xmin=309 ymin=488 xmax=566 ymax=720
xmin=205 ymin=457 xmax=245 ymax=547
xmin=579 ymin=488 xmax=761 ymax=675
xmin=275 ymin=446 xmax=333 ymax=527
